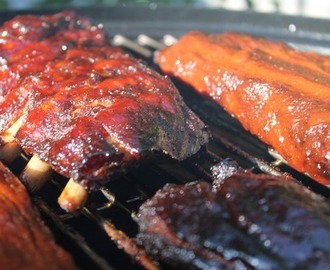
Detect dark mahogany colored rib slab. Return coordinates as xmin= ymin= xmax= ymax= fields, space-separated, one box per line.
xmin=137 ymin=163 xmax=330 ymax=269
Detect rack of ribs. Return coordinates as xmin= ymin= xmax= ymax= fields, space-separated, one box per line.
xmin=0 ymin=162 xmax=77 ymax=270
xmin=136 ymin=160 xmax=330 ymax=269
xmin=0 ymin=10 xmax=106 ymax=162
xmin=155 ymin=31 xmax=330 ymax=185
xmin=0 ymin=13 xmax=209 ymax=212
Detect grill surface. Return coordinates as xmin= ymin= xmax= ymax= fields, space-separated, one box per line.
xmin=2 ymin=5 xmax=330 ymax=270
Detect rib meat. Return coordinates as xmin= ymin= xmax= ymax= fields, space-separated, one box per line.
xmin=0 ymin=11 xmax=106 ymax=143
xmin=0 ymin=13 xmax=208 ymax=189
xmin=155 ymin=31 xmax=330 ymax=185
xmin=136 ymin=161 xmax=330 ymax=269
xmin=0 ymin=162 xmax=77 ymax=270
xmin=16 ymin=45 xmax=209 ymax=187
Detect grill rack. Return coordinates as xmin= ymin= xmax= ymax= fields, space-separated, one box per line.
xmin=8 ymin=34 xmax=330 ymax=270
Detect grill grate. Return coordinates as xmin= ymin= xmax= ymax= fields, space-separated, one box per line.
xmin=7 ymin=34 xmax=330 ymax=270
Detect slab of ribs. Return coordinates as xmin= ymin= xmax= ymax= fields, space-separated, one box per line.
xmin=0 ymin=162 xmax=77 ymax=270
xmin=156 ymin=31 xmax=330 ymax=185
xmin=0 ymin=12 xmax=209 ymax=211
xmin=136 ymin=160 xmax=330 ymax=269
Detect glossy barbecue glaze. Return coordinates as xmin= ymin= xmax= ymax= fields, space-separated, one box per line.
xmin=0 ymin=12 xmax=208 ymax=189
xmin=0 ymin=11 xmax=106 ymax=142
xmin=17 ymin=45 xmax=209 ymax=187
xmin=0 ymin=162 xmax=77 ymax=270
xmin=156 ymin=31 xmax=330 ymax=185
xmin=136 ymin=161 xmax=330 ymax=269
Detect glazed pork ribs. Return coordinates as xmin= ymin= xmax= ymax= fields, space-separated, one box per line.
xmin=136 ymin=160 xmax=330 ymax=269
xmin=0 ymin=13 xmax=209 ymax=212
xmin=156 ymin=31 xmax=330 ymax=185
xmin=0 ymin=10 xmax=106 ymax=162
xmin=0 ymin=162 xmax=77 ymax=270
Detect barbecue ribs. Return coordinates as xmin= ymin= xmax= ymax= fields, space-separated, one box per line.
xmin=0 ymin=11 xmax=106 ymax=141
xmin=136 ymin=160 xmax=330 ymax=269
xmin=156 ymin=31 xmax=330 ymax=185
xmin=0 ymin=13 xmax=208 ymax=203
xmin=0 ymin=162 xmax=77 ymax=270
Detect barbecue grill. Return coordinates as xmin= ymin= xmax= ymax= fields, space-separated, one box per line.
xmin=2 ymin=4 xmax=330 ymax=270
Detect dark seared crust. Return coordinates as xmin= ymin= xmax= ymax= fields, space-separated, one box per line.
xmin=0 ymin=162 xmax=77 ymax=270
xmin=156 ymin=31 xmax=330 ymax=185
xmin=0 ymin=12 xmax=208 ymax=186
xmin=136 ymin=169 xmax=330 ymax=269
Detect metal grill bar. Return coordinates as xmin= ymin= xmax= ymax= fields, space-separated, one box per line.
xmin=35 ymin=197 xmax=115 ymax=270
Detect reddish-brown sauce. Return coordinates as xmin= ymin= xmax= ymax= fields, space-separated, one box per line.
xmin=0 ymin=12 xmax=208 ymax=188
xmin=0 ymin=11 xmax=106 ymax=134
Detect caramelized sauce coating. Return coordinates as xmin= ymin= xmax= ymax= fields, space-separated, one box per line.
xmin=17 ymin=46 xmax=208 ymax=186
xmin=0 ymin=12 xmax=208 ymax=188
xmin=0 ymin=11 xmax=106 ymax=137
xmin=156 ymin=31 xmax=330 ymax=185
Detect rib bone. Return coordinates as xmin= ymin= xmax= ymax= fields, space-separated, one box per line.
xmin=58 ymin=178 xmax=88 ymax=212
xmin=0 ymin=117 xmax=25 ymax=164
xmin=20 ymin=155 xmax=52 ymax=192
